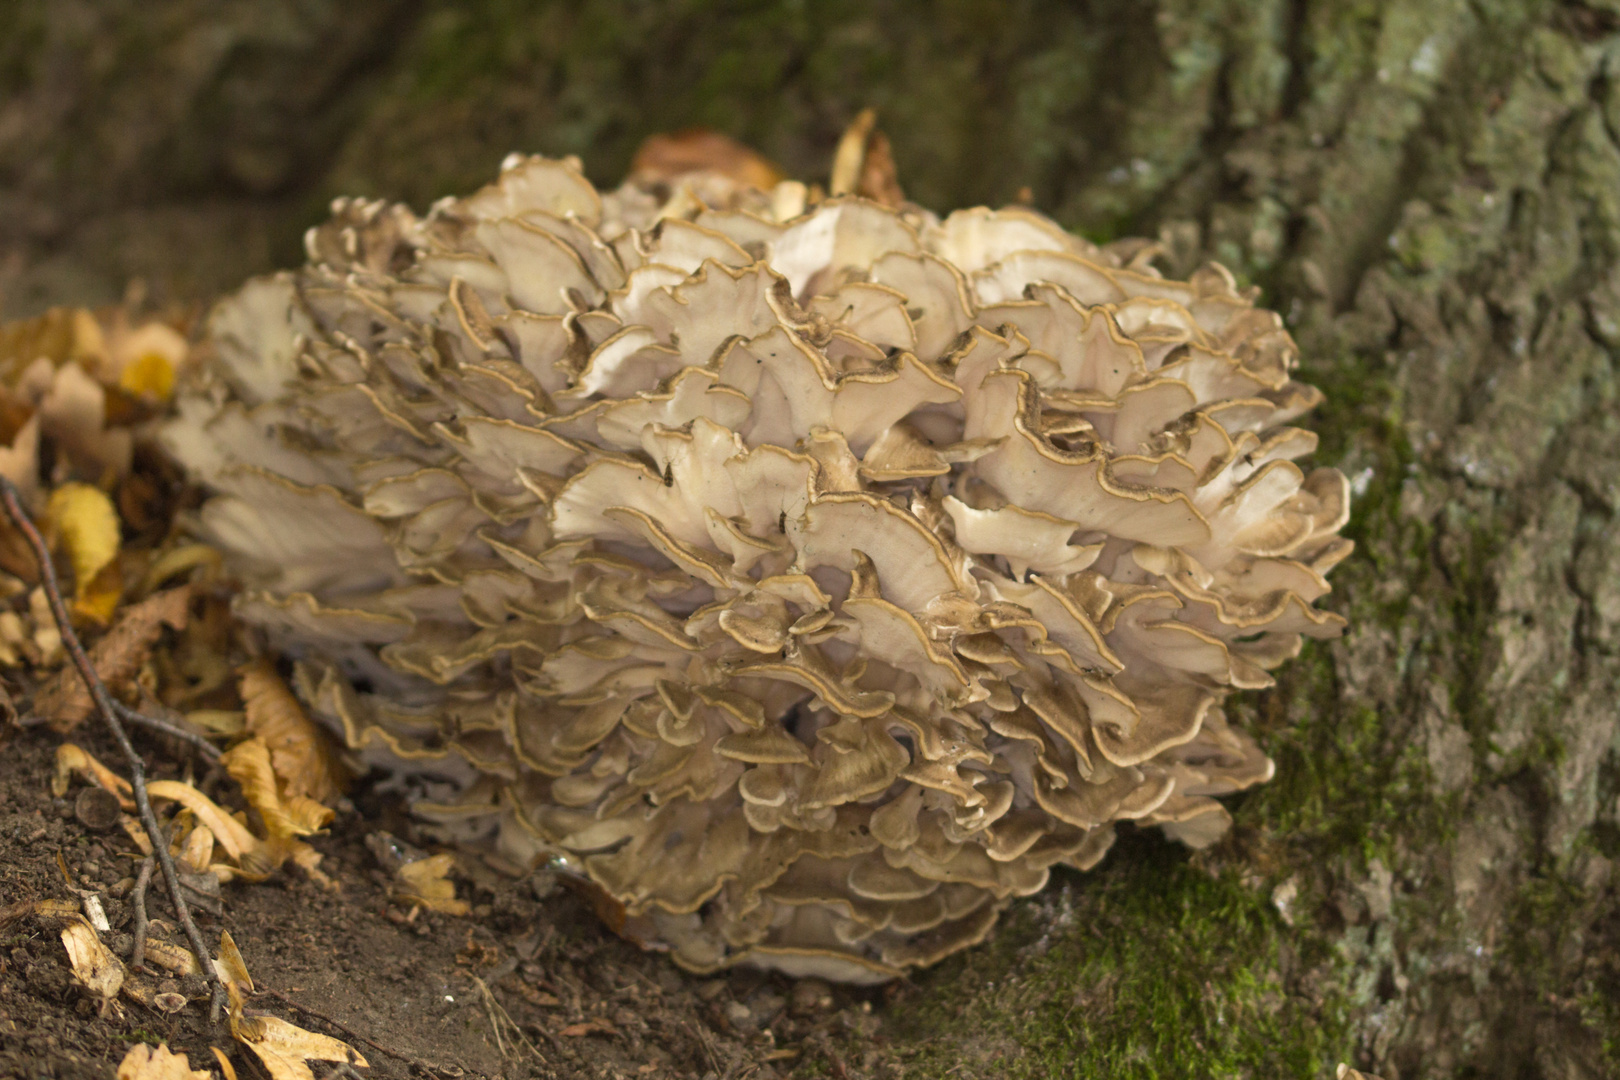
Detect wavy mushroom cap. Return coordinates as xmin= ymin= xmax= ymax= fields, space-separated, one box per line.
xmin=165 ymin=153 xmax=1350 ymax=983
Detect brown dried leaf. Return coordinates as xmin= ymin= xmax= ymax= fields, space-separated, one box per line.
xmin=214 ymin=929 xmax=253 ymax=991
xmin=558 ymin=1019 xmax=618 ymax=1038
xmin=396 ymin=853 xmax=469 ymax=915
xmin=141 ymin=938 xmax=203 ymax=977
xmin=829 ymin=108 xmax=905 ymax=207
xmin=221 ymin=736 xmax=334 ymax=838
xmin=61 ymin=917 xmax=124 ymax=1006
xmin=116 ymin=1043 xmax=211 ymax=1080
xmin=630 ymin=130 xmax=784 ymax=190
xmin=34 ymin=586 xmax=190 ymax=731
xmin=238 ymin=659 xmax=348 ymax=804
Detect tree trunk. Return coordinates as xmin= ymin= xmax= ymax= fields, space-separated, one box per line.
xmin=5 ymin=1 xmax=1618 ymax=1075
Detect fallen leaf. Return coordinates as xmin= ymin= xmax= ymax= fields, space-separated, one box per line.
xmin=558 ymin=1019 xmax=619 ymax=1038
xmin=235 ymin=1015 xmax=369 ymax=1080
xmin=185 ymin=709 xmax=245 ymax=736
xmin=46 ymin=482 xmax=121 ymax=618
xmin=214 ymin=929 xmax=253 ymax=992
xmin=630 ymin=129 xmax=784 ymax=189
xmin=116 ymin=1043 xmax=211 ymax=1080
xmin=60 ymin=917 xmax=124 ymax=1007
xmin=225 ymin=979 xmax=368 ymax=1080
xmin=829 ymin=108 xmax=905 ymax=207
xmin=0 ymin=306 xmax=98 ymax=381
xmin=178 ymin=821 xmax=216 ymax=874
xmin=221 ymin=737 xmax=334 ymax=838
xmin=146 ymin=780 xmax=261 ymax=863
xmin=30 ymin=898 xmax=81 ymax=922
xmin=238 ymin=659 xmax=348 ymax=804
xmin=211 ymin=1047 xmax=239 ymax=1080
xmin=51 ymin=743 xmax=135 ymax=808
xmin=34 ymin=585 xmax=191 ymax=731
xmin=121 ymin=814 xmax=153 ymax=854
xmin=508 ymin=980 xmax=560 ymax=1008
xmin=141 ymin=939 xmax=202 ymax=976
xmin=395 ymin=853 xmax=470 ymax=915
xmin=118 ymin=350 xmax=177 ymax=401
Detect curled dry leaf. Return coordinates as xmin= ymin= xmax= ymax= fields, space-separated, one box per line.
xmin=60 ymin=917 xmax=124 ymax=1008
xmin=223 ymin=959 xmax=366 ymax=1080
xmin=221 ymin=736 xmax=334 ymax=838
xmin=116 ymin=1043 xmax=212 ymax=1080
xmin=395 ymin=853 xmax=470 ymax=915
xmin=828 ymin=108 xmax=905 ymax=207
xmin=145 ymin=776 xmax=334 ymax=888
xmin=238 ymin=659 xmax=348 ymax=804
xmin=141 ymin=938 xmax=203 ymax=977
xmin=558 ymin=1019 xmax=619 ymax=1038
xmin=51 ymin=742 xmax=135 ymax=808
xmin=46 ymin=481 xmax=122 ymax=624
xmin=214 ymin=928 xmax=253 ymax=991
xmin=177 ymin=821 xmax=216 ymax=874
xmin=34 ymin=585 xmax=191 ymax=731
xmin=232 ymin=1014 xmax=369 ymax=1080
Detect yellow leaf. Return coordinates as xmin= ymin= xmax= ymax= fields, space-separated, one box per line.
xmin=146 ymin=780 xmax=262 ymax=864
xmin=74 ymin=558 xmax=123 ymax=626
xmin=397 ymin=853 xmax=470 ymax=915
xmin=239 ymin=660 xmax=348 ymax=804
xmin=214 ymin=929 xmax=253 ymax=992
xmin=141 ymin=939 xmax=202 ymax=976
xmin=210 ymin=1047 xmax=239 ymax=1080
xmin=121 ymin=814 xmax=152 ymax=854
xmin=178 ymin=822 xmax=215 ymax=875
xmin=234 ymin=1015 xmax=368 ymax=1080
xmin=138 ymin=543 xmax=222 ymax=597
xmin=60 ymin=918 xmax=123 ymax=1005
xmin=119 ymin=351 xmax=176 ymax=401
xmin=46 ymin=482 xmax=120 ymax=600
xmin=186 ymin=709 xmax=245 ymax=736
xmin=51 ymin=743 xmax=135 ymax=808
xmin=116 ymin=1043 xmax=211 ymax=1080
xmin=221 ymin=737 xmax=333 ymax=838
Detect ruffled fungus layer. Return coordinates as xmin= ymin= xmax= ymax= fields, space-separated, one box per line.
xmin=166 ymin=153 xmax=1350 ymax=983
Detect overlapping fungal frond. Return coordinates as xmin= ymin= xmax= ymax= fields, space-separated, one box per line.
xmin=165 ymin=151 xmax=1350 ymax=983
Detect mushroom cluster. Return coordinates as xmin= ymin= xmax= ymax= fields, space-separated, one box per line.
xmin=165 ymin=151 xmax=1350 ymax=983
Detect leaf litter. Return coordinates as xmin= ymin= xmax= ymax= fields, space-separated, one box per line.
xmin=0 ymin=257 xmax=914 ymax=1080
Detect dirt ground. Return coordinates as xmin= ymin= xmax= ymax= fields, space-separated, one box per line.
xmin=0 ymin=723 xmax=898 ymax=1080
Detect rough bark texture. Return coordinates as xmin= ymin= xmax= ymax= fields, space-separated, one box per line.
xmin=4 ymin=1 xmax=1619 ymax=1075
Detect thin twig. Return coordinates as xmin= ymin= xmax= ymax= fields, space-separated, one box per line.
xmin=113 ymin=700 xmax=222 ymax=762
xmin=0 ymin=475 xmax=226 ymax=1019
xmin=130 ymin=856 xmax=154 ymax=971
xmin=256 ymin=987 xmax=456 ymax=1076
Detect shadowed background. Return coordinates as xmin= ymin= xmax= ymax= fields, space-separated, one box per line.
xmin=4 ymin=1 xmax=1620 ymax=1076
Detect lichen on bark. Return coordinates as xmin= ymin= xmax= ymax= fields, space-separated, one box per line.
xmin=4 ymin=1 xmax=1619 ymax=1075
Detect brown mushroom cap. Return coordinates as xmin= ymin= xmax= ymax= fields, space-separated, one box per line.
xmin=165 ymin=150 xmax=1350 ymax=982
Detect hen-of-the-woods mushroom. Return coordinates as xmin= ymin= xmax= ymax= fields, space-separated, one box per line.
xmin=164 ymin=149 xmax=1350 ymax=983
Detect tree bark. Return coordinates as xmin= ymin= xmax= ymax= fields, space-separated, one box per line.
xmin=4 ymin=1 xmax=1618 ymax=1075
